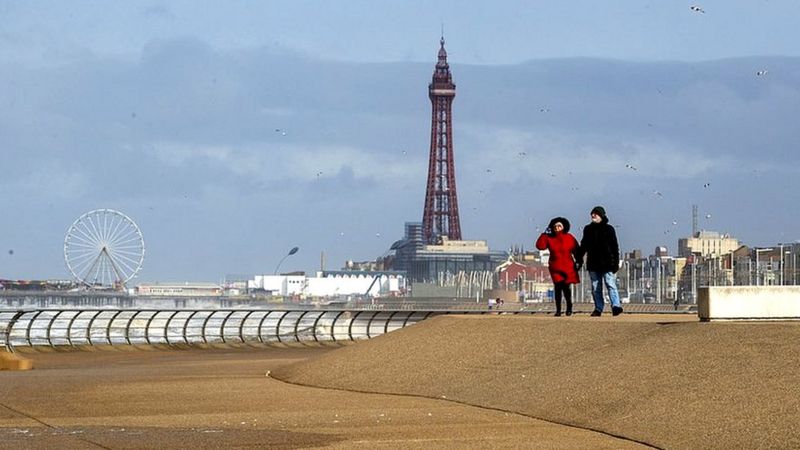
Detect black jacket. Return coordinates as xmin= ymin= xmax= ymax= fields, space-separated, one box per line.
xmin=577 ymin=218 xmax=620 ymax=273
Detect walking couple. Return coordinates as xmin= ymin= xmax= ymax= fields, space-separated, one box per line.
xmin=535 ymin=206 xmax=623 ymax=317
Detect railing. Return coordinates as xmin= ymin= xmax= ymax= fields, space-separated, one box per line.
xmin=0 ymin=309 xmax=458 ymax=352
xmin=0 ymin=306 xmax=696 ymax=352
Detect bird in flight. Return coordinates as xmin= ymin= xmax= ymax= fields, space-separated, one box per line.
xmin=625 ymin=164 xmax=638 ymax=171
xmin=756 ymin=70 xmax=768 ymax=76
xmin=690 ymin=5 xmax=705 ymax=13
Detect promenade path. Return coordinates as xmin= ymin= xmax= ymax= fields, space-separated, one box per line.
xmin=1 ymin=344 xmax=644 ymax=449
xmin=274 ymin=314 xmax=800 ymax=449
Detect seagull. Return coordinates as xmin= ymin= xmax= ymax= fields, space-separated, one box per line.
xmin=672 ymin=220 xmax=678 ymax=225
xmin=703 ymin=182 xmax=711 ymax=188
xmin=540 ymin=108 xmax=551 ymax=113
xmin=275 ymin=128 xmax=287 ymax=136
xmin=486 ymin=168 xmax=493 ymax=173
xmin=756 ymin=70 xmax=768 ymax=76
xmin=402 ymin=150 xmax=407 ymax=155
xmin=7 ymin=249 xmax=13 ymax=256
xmin=690 ymin=5 xmax=705 ymax=13
xmin=626 ymin=164 xmax=638 ymax=171
xmin=706 ymin=214 xmax=712 ymax=219
xmin=652 ymin=190 xmax=663 ymax=197
xmin=517 ymin=152 xmax=527 ymax=157
xmin=316 ymin=171 xmax=323 ymax=178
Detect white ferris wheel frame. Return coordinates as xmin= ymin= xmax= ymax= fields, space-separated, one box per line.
xmin=63 ymin=209 xmax=145 ymax=288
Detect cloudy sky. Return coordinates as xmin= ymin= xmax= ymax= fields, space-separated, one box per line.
xmin=2 ymin=1 xmax=800 ymax=282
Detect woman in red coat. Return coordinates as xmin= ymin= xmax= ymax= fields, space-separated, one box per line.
xmin=535 ymin=217 xmax=580 ymax=316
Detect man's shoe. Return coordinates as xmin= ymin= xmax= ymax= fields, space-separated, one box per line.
xmin=590 ymin=310 xmax=602 ymax=317
xmin=612 ymin=306 xmax=623 ymax=316
xmin=554 ymin=312 xmax=562 ymax=317
xmin=565 ymin=311 xmax=573 ymax=316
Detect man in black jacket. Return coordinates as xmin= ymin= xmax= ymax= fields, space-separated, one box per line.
xmin=576 ymin=206 xmax=623 ymax=316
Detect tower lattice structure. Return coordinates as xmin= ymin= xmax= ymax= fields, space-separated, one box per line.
xmin=422 ymin=37 xmax=462 ymax=244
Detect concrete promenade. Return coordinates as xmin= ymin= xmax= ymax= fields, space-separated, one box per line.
xmin=2 ymin=313 xmax=798 ymax=449
xmin=0 ymin=345 xmax=644 ymax=449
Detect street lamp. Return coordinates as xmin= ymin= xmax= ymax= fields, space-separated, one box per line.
xmin=274 ymin=246 xmax=300 ymax=275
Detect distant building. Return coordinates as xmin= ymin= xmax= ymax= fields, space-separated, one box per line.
xmin=679 ymin=231 xmax=740 ymax=258
xmin=136 ymin=282 xmax=222 ymax=297
xmin=392 ymin=223 xmax=507 ymax=282
xmin=0 ymin=279 xmax=77 ymax=291
xmin=495 ymin=258 xmax=551 ymax=301
xmin=248 ymin=271 xmax=406 ymax=298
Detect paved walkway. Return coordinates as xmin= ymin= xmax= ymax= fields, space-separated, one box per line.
xmin=1 ymin=346 xmax=647 ymax=449
xmin=275 ymin=314 xmax=800 ymax=449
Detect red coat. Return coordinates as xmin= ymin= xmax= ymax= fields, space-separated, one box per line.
xmin=535 ymin=232 xmax=580 ymax=284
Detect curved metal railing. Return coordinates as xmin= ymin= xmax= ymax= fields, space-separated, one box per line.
xmin=0 ymin=309 xmax=454 ymax=352
xmin=0 ymin=306 xmax=694 ymax=352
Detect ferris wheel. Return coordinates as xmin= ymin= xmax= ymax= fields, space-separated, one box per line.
xmin=64 ymin=209 xmax=145 ymax=288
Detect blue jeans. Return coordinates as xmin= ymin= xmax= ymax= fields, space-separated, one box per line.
xmin=589 ymin=271 xmax=621 ymax=312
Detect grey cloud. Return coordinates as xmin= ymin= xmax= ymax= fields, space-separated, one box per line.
xmin=2 ymin=40 xmax=799 ymax=279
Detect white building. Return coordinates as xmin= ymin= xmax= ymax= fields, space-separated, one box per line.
xmin=248 ymin=270 xmax=405 ymax=298
xmin=679 ymin=231 xmax=740 ymax=258
xmin=136 ymin=282 xmax=222 ymax=297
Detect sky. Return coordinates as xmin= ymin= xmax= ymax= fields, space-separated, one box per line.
xmin=2 ymin=1 xmax=800 ymax=282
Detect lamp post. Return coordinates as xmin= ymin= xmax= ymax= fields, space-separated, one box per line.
xmin=274 ymin=246 xmax=300 ymax=275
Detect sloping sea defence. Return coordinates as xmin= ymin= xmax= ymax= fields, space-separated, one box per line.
xmin=272 ymin=314 xmax=800 ymax=449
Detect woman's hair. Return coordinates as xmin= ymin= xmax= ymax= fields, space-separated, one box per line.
xmin=548 ymin=216 xmax=571 ymax=233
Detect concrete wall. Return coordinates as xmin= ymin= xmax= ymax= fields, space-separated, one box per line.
xmin=697 ymin=286 xmax=800 ymax=321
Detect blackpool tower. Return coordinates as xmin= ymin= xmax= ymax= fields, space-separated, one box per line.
xmin=422 ymin=37 xmax=462 ymax=244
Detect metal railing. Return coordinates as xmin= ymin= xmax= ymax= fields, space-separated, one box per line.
xmin=0 ymin=309 xmax=453 ymax=352
xmin=0 ymin=306 xmax=695 ymax=352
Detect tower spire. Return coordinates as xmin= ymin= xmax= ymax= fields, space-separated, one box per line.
xmin=422 ymin=38 xmax=462 ymax=244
